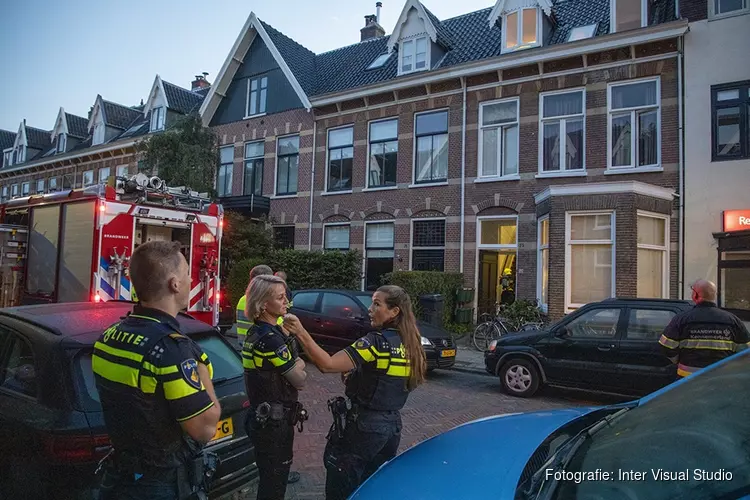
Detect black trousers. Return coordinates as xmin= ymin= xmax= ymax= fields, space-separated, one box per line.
xmin=324 ymin=410 xmax=401 ymax=500
xmin=248 ymin=419 xmax=295 ymax=500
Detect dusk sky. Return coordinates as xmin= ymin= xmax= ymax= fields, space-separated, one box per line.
xmin=0 ymin=0 xmax=492 ymax=132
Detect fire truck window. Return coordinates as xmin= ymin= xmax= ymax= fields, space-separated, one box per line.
xmin=58 ymin=202 xmax=95 ymax=303
xmin=26 ymin=205 xmax=61 ymax=296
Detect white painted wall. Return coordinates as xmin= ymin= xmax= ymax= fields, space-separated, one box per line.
xmin=401 ymin=7 xmax=428 ymax=39
xmin=683 ymin=12 xmax=750 ymax=296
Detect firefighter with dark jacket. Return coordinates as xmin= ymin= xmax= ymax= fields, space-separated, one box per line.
xmin=93 ymin=241 xmax=222 ymax=500
xmin=283 ymin=285 xmax=427 ymax=500
xmin=241 ymin=274 xmax=308 ymax=500
xmin=659 ymin=279 xmax=749 ymax=377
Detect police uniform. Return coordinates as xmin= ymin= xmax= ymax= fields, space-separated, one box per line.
xmin=659 ymin=301 xmax=749 ymax=377
xmin=236 ymin=295 xmax=253 ymax=347
xmin=242 ymin=321 xmax=301 ymax=500
xmin=324 ymin=328 xmax=412 ymax=500
xmin=92 ymin=306 xmax=215 ymax=499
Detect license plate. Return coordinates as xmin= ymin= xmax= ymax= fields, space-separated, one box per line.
xmin=210 ymin=417 xmax=233 ymax=444
xmin=440 ymin=349 xmax=456 ymax=358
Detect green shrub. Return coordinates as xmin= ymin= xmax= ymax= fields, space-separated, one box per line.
xmin=382 ymin=271 xmax=463 ymax=326
xmin=498 ymin=299 xmax=545 ymax=330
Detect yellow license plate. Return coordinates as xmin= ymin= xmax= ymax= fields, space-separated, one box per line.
xmin=211 ymin=418 xmax=233 ymax=443
xmin=440 ymin=349 xmax=456 ymax=357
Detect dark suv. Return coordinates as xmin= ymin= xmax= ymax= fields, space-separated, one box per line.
xmin=484 ymin=298 xmax=694 ymax=398
xmin=0 ymin=301 xmax=256 ymax=499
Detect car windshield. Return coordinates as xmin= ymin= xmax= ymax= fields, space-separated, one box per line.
xmin=354 ymin=294 xmax=373 ymax=310
xmin=73 ymin=334 xmax=243 ymax=410
xmin=551 ymin=352 xmax=750 ymax=500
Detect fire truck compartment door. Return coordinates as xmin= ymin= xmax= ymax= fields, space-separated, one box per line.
xmin=136 ymin=218 xmax=191 ymax=229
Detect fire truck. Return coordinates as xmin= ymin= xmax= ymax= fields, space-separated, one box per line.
xmin=0 ymin=173 xmax=223 ymax=327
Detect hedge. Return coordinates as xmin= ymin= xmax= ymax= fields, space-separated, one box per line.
xmin=382 ymin=271 xmax=463 ymax=326
xmin=227 ymin=250 xmax=362 ymax=306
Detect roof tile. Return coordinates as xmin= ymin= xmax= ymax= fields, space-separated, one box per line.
xmin=163 ymin=81 xmax=205 ymax=115
xmin=65 ymin=113 xmax=89 ymax=139
xmin=0 ymin=130 xmax=15 ymax=151
xmin=102 ymin=100 xmax=142 ymax=130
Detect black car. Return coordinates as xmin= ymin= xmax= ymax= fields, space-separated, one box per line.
xmin=0 ymin=301 xmax=256 ymax=499
xmin=484 ymin=298 xmax=694 ymax=398
xmin=290 ymin=289 xmax=457 ymax=371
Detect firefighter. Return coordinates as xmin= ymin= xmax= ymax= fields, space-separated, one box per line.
xmin=242 ymin=274 xmax=307 ymax=500
xmin=283 ymin=285 xmax=427 ymax=500
xmin=236 ymin=264 xmax=273 ymax=347
xmin=659 ymin=279 xmax=749 ymax=377
xmin=92 ymin=241 xmax=222 ymax=499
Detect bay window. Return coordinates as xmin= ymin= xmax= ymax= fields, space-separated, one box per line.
xmin=540 ymin=90 xmax=585 ymax=174
xmin=566 ymin=212 xmax=615 ymax=310
xmin=414 ymin=110 xmax=448 ymax=184
xmin=637 ymin=212 xmax=669 ymax=298
xmin=479 ymin=99 xmax=519 ymax=179
xmin=609 ymin=78 xmax=660 ymax=170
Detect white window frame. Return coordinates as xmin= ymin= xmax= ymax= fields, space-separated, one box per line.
xmin=607 ymin=76 xmax=661 ymax=172
xmin=116 ymin=165 xmax=129 ymax=178
xmin=323 ymin=222 xmax=351 ymax=251
xmin=366 ymin=117 xmax=399 ymax=191
xmin=501 ymin=8 xmax=542 ymax=53
xmin=57 ymin=133 xmax=66 ymax=153
xmin=2 ymin=148 xmax=11 ymax=167
xmin=362 ymin=220 xmax=396 ymax=290
xmin=538 ymin=88 xmax=587 ymax=177
xmin=537 ymin=216 xmax=550 ymax=313
xmin=478 ymin=98 xmax=520 ymax=181
xmin=565 ymin=211 xmax=616 ymax=311
xmin=243 ymin=140 xmax=265 ymax=196
xmin=1 ymin=186 xmax=7 ymax=200
xmin=474 ymin=215 xmax=519 ymax=314
xmin=93 ymin=122 xmax=105 ymax=145
xmin=16 ymin=146 xmax=26 ymax=164
xmin=637 ymin=210 xmax=670 ymax=299
xmin=568 ymin=23 xmax=598 ymax=42
xmin=35 ymin=179 xmax=45 ymax=194
xmin=274 ymin=133 xmax=300 ymax=198
xmin=709 ymin=0 xmax=749 ymax=19
xmin=399 ymin=36 xmax=429 ymax=76
xmin=325 ymin=125 xmax=355 ymax=194
xmin=217 ymin=146 xmax=234 ymax=197
xmin=11 ymin=184 xmax=19 ymax=198
xmin=99 ymin=167 xmax=111 ymax=184
xmin=150 ymin=106 xmax=165 ymax=132
xmin=245 ymin=76 xmax=269 ymax=118
xmin=48 ymin=177 xmax=59 ymax=192
xmin=412 ymin=108 xmax=450 ymax=187
xmin=83 ymin=170 xmax=94 ymax=187
xmin=409 ymin=217 xmax=446 ymax=271
xmin=21 ymin=182 xmax=30 ymax=196
xmin=610 ymin=0 xmax=649 ymax=32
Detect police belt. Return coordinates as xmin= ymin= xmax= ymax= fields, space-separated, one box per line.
xmin=253 ymin=401 xmax=308 ymax=431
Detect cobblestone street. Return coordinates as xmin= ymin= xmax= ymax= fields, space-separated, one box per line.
xmin=222 ymin=366 xmax=612 ymax=500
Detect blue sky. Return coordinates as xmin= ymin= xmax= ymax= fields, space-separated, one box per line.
xmin=0 ymin=0 xmax=492 ymax=132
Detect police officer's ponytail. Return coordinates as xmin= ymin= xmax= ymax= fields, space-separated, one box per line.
xmin=377 ymin=285 xmax=426 ymax=390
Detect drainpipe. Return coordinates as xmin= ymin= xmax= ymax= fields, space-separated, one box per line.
xmin=459 ymin=78 xmax=467 ymax=274
xmin=308 ymin=120 xmax=317 ymax=250
xmin=677 ymin=36 xmax=685 ymax=298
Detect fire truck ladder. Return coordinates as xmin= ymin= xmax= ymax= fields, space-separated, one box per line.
xmin=90 ymin=174 xmax=212 ymax=212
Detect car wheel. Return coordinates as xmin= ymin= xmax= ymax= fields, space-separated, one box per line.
xmin=499 ymin=358 xmax=540 ymax=398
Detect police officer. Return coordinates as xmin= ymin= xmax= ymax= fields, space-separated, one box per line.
xmin=283 ymin=285 xmax=427 ymax=500
xmin=236 ymin=265 xmax=273 ymax=347
xmin=93 ymin=241 xmax=222 ymax=499
xmin=659 ymin=279 xmax=749 ymax=377
xmin=242 ymin=274 xmax=307 ymax=500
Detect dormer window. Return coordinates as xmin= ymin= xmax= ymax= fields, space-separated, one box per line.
xmin=611 ymin=0 xmax=649 ymax=32
xmin=93 ymin=123 xmax=105 ymax=146
xmin=150 ymin=106 xmax=165 ymax=132
xmin=503 ymin=8 xmax=540 ymax=53
xmin=3 ymin=149 xmax=10 ymax=167
xmin=15 ymin=146 xmax=25 ymax=164
xmin=367 ymin=53 xmax=392 ymax=70
xmin=57 ymin=133 xmax=66 ymax=153
xmin=400 ymin=36 xmax=428 ymax=74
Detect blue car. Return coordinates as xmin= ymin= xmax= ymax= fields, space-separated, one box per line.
xmin=351 ymin=350 xmax=750 ymax=499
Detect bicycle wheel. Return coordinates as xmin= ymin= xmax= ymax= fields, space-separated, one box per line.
xmin=472 ymin=322 xmax=498 ymax=351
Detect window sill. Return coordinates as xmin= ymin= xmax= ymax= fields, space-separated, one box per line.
xmin=243 ymin=113 xmax=267 ymax=120
xmin=363 ymin=186 xmax=398 ymax=192
xmin=474 ymin=175 xmax=520 ymax=184
xmin=604 ymin=166 xmax=663 ymax=175
xmin=708 ymin=9 xmax=749 ymax=21
xmin=535 ymin=170 xmax=587 ymax=179
xmin=501 ymin=42 xmax=541 ymax=55
xmin=321 ymin=190 xmax=353 ymax=196
xmin=272 ymin=194 xmax=298 ymax=199
xmin=408 ymin=181 xmax=449 ymax=189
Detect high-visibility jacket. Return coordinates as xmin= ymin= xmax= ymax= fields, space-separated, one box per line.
xmin=236 ymin=295 xmax=253 ymax=337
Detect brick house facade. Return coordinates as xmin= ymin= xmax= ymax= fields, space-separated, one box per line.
xmin=202 ymin=0 xmax=689 ymax=319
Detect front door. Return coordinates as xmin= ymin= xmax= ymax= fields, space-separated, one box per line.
xmin=478 ymin=251 xmax=498 ymax=316
xmin=543 ymin=307 xmax=624 ymax=391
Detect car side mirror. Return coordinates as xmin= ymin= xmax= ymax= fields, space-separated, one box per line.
xmin=555 ymin=326 xmax=570 ymax=338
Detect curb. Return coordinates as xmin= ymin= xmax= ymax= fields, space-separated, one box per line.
xmin=448 ymin=362 xmax=493 ymax=377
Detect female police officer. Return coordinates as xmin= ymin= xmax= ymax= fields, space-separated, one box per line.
xmin=242 ymin=274 xmax=307 ymax=500
xmin=283 ymin=285 xmax=426 ymax=500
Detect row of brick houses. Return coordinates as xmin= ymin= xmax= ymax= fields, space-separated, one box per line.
xmin=3 ymin=0 xmax=748 ymax=321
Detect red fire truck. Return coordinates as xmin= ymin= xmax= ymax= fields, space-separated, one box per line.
xmin=0 ymin=173 xmax=223 ymax=327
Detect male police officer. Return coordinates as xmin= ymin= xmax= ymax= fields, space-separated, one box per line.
xmin=93 ymin=241 xmax=222 ymax=499
xmin=659 ymin=279 xmax=749 ymax=377
xmin=236 ymin=265 xmax=273 ymax=347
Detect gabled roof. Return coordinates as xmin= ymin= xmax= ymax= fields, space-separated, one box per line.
xmin=25 ymin=125 xmax=52 ymax=151
xmin=102 ymin=99 xmax=142 ymax=130
xmin=163 ymin=80 xmax=205 ymax=114
xmin=387 ymin=0 xmax=453 ymax=53
xmin=66 ymin=113 xmax=89 ymax=139
xmin=0 ymin=130 xmax=15 ymax=151
xmin=261 ymin=21 xmax=317 ymax=96
xmin=488 ymin=0 xmax=554 ymax=27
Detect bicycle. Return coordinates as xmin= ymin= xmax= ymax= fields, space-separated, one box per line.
xmin=471 ymin=306 xmax=547 ymax=351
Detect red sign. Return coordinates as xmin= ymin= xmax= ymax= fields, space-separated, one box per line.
xmin=723 ymin=210 xmax=750 ymax=232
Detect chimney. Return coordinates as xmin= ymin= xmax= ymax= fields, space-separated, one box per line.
xmin=191 ymin=72 xmax=211 ymax=91
xmin=361 ymin=3 xmax=385 ymax=42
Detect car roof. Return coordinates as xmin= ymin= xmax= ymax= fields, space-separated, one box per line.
xmin=600 ymin=298 xmax=693 ymax=306
xmin=0 ymin=301 xmax=214 ymax=343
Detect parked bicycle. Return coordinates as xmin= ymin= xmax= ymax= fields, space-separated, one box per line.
xmin=471 ymin=304 xmax=546 ymax=351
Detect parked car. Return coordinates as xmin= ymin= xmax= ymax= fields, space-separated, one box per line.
xmin=0 ymin=301 xmax=256 ymax=499
xmin=484 ymin=298 xmax=694 ymax=398
xmin=352 ymin=349 xmax=750 ymax=499
xmin=290 ymin=289 xmax=457 ymax=371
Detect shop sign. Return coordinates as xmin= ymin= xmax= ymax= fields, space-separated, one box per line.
xmin=723 ymin=210 xmax=750 ymax=232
